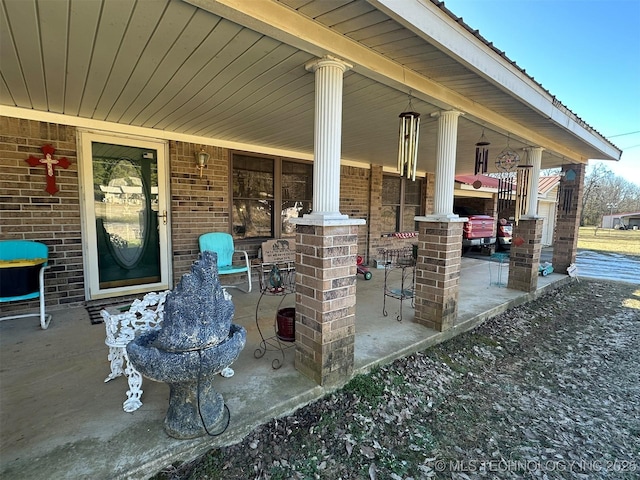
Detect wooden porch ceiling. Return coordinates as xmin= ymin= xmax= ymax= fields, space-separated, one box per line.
xmin=0 ymin=0 xmax=620 ymax=175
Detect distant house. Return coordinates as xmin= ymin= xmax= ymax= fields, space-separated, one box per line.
xmin=602 ymin=212 xmax=640 ymax=229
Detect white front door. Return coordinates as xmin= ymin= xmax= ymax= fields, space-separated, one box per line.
xmin=79 ymin=131 xmax=171 ymax=300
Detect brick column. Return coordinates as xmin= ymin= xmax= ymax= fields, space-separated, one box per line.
xmin=294 ymin=224 xmax=360 ymax=385
xmin=507 ymin=218 xmax=543 ymax=292
xmin=552 ymin=164 xmax=585 ymax=273
xmin=414 ymin=218 xmax=464 ymax=331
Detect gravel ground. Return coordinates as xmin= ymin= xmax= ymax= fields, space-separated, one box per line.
xmin=153 ymin=279 xmax=640 ymax=479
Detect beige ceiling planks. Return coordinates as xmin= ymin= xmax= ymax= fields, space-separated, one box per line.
xmin=63 ymin=0 xmax=101 ymax=116
xmin=0 ymin=3 xmax=29 ymax=107
xmin=195 ymin=50 xmax=313 ymax=137
xmin=215 ymin=75 xmax=314 ymax=142
xmin=346 ymin=18 xmax=400 ymax=42
xmin=185 ymin=44 xmax=302 ymax=135
xmin=232 ymin=83 xmax=314 ymax=144
xmin=200 ymin=66 xmax=313 ymax=139
xmin=77 ymin=0 xmax=136 ymax=118
xmin=132 ymin=17 xmax=242 ymax=127
xmin=331 ymin=9 xmax=389 ymax=36
xmin=165 ymin=35 xmax=283 ymax=133
xmin=108 ymin=0 xmax=199 ymax=123
xmin=38 ymin=0 xmax=69 ymax=113
xmin=3 ymin=0 xmax=46 ymax=110
xmin=314 ymin=0 xmax=374 ymax=28
xmin=144 ymin=23 xmax=258 ymax=129
xmin=96 ymin=0 xmax=174 ymax=122
xmin=296 ymin=0 xmax=353 ymax=20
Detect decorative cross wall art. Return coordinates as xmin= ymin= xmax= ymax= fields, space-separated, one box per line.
xmin=26 ymin=144 xmax=71 ymax=195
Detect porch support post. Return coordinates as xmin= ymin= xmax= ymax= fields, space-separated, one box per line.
xmin=431 ymin=110 xmax=463 ymax=216
xmin=507 ymin=218 xmax=543 ymax=292
xmin=525 ymin=147 xmax=544 ymax=217
xmin=552 ymin=164 xmax=585 ymax=273
xmin=413 ymin=110 xmax=464 ymax=331
xmin=293 ymin=56 xmax=365 ymax=386
xmin=304 ymin=55 xmax=352 ymax=220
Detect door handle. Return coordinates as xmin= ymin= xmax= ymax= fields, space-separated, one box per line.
xmin=158 ymin=210 xmax=167 ymax=225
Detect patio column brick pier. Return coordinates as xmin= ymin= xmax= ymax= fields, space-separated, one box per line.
xmin=507 ymin=218 xmax=543 ymax=292
xmin=414 ymin=219 xmax=464 ymax=331
xmin=294 ymin=225 xmax=360 ymax=385
xmin=293 ymin=56 xmax=365 ymax=385
xmin=552 ymin=164 xmax=586 ymax=273
xmin=413 ymin=110 xmax=464 ymax=331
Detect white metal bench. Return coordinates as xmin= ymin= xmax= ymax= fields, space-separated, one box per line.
xmin=102 ymin=291 xmax=169 ymax=412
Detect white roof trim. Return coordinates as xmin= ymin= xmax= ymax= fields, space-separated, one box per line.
xmin=369 ymin=0 xmax=621 ymax=161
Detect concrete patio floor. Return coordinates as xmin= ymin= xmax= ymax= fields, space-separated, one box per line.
xmin=0 ymin=255 xmax=570 ymax=480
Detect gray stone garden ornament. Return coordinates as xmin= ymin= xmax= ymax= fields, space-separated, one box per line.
xmin=127 ymin=251 xmax=246 ymax=439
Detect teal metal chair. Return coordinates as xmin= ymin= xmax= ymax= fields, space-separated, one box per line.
xmin=0 ymin=240 xmax=51 ymax=329
xmin=198 ymin=233 xmax=252 ymax=293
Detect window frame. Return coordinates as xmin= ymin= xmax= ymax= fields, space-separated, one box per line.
xmin=230 ymin=151 xmax=312 ymax=241
xmin=381 ymin=174 xmax=425 ymax=233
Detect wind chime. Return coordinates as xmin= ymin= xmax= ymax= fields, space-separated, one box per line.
xmin=495 ymin=135 xmax=520 ymax=220
xmin=397 ymin=96 xmax=420 ymax=181
xmin=474 ymin=130 xmax=490 ymax=175
xmin=472 ymin=129 xmax=490 ymax=189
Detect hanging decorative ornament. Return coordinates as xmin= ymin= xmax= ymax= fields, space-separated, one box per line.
xmin=474 ymin=129 xmax=490 ymax=175
xmin=397 ymin=95 xmax=420 ymax=181
xmin=495 ymin=135 xmax=520 ymax=172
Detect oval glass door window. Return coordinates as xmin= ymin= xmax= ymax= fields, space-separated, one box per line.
xmin=102 ymin=158 xmax=148 ymax=268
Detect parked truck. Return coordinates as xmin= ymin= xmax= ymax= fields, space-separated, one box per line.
xmin=453 ymin=205 xmax=497 ymax=253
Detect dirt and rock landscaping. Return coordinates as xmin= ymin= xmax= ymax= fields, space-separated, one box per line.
xmin=152 ymin=279 xmax=639 ymax=479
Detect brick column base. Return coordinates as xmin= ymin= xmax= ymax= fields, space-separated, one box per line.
xmin=414 ymin=219 xmax=464 ymax=332
xmin=507 ymin=218 xmax=543 ymax=292
xmin=294 ymin=223 xmax=360 ymax=386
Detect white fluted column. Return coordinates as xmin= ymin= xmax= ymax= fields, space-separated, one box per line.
xmin=303 ymin=56 xmax=352 ymax=220
xmin=525 ymin=147 xmax=544 ymax=217
xmin=432 ymin=110 xmax=463 ymax=216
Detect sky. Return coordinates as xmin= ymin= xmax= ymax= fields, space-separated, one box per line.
xmin=443 ymin=0 xmax=640 ymax=186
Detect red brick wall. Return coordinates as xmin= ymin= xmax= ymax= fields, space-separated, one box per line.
xmin=0 ymin=115 xmax=412 ymax=311
xmin=339 ymin=164 xmax=370 ymax=259
xmin=169 ymin=141 xmax=231 ymax=283
xmin=367 ymin=170 xmax=433 ymax=265
xmin=0 ymin=117 xmax=85 ymax=312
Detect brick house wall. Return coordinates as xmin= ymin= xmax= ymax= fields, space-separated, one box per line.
xmin=169 ymin=141 xmax=231 ymax=283
xmin=0 ymin=117 xmax=85 ymax=314
xmin=339 ymin=164 xmax=370 ymax=258
xmin=0 ymin=114 xmax=436 ymax=313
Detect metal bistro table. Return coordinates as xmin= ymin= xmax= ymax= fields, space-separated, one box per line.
xmin=253 ymin=240 xmax=296 ymax=369
xmin=381 ymin=246 xmax=416 ymax=322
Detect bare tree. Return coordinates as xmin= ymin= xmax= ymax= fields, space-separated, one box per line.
xmin=581 ymin=164 xmax=640 ymax=226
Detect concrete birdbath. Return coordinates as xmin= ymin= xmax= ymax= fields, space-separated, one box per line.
xmin=127 ymin=251 xmax=246 ymax=439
